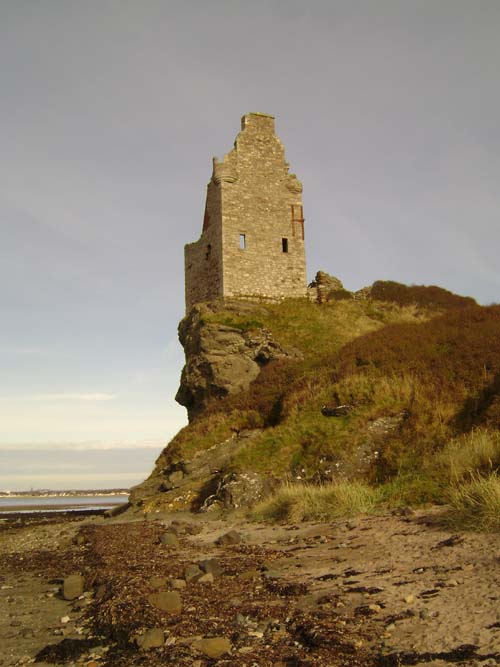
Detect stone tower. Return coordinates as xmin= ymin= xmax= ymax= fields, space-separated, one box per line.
xmin=184 ymin=112 xmax=307 ymax=311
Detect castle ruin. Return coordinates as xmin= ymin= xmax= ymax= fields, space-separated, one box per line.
xmin=184 ymin=113 xmax=307 ymax=311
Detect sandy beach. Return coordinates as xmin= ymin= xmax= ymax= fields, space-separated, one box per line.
xmin=1 ymin=508 xmax=499 ymax=667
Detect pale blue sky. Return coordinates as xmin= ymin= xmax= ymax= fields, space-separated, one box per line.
xmin=1 ymin=1 xmax=499 ymax=489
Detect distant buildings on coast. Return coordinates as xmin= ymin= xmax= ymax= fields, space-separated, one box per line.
xmin=0 ymin=488 xmax=129 ymax=497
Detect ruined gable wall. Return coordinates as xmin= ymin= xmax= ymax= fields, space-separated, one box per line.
xmin=220 ymin=113 xmax=307 ymax=300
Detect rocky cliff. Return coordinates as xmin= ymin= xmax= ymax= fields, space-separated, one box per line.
xmin=175 ymin=301 xmax=301 ymax=421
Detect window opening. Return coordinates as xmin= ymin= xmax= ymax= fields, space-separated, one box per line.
xmin=205 ymin=244 xmax=211 ymax=260
xmin=282 ymin=237 xmax=289 ymax=253
xmin=239 ymin=233 xmax=246 ymax=250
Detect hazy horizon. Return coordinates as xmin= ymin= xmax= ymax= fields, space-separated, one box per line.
xmin=2 ymin=1 xmax=499 ymax=490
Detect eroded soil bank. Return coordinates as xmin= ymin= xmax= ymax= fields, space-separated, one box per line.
xmin=1 ymin=508 xmax=499 ymax=667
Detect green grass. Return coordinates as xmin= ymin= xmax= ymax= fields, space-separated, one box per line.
xmin=208 ymin=297 xmax=430 ymax=366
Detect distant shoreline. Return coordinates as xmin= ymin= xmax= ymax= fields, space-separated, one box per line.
xmin=0 ymin=493 xmax=129 ymax=517
xmin=0 ymin=489 xmax=129 ymax=498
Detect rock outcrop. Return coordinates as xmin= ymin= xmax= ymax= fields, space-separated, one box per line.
xmin=175 ymin=301 xmax=300 ymax=421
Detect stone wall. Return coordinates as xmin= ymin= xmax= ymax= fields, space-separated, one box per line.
xmin=184 ymin=113 xmax=307 ymax=311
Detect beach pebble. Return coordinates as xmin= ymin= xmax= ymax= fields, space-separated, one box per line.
xmin=216 ymin=530 xmax=241 ymax=546
xmin=63 ymin=574 xmax=85 ymax=600
xmin=149 ymin=576 xmax=168 ymax=589
xmin=198 ymin=558 xmax=223 ymax=576
xmin=194 ymin=637 xmax=231 ymax=658
xmin=159 ymin=532 xmax=179 ymax=547
xmin=147 ymin=591 xmax=182 ymax=614
xmin=184 ymin=564 xmax=203 ymax=583
xmin=136 ymin=627 xmax=165 ymax=649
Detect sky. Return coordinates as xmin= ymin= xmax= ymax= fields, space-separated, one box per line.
xmin=1 ymin=1 xmax=499 ymax=490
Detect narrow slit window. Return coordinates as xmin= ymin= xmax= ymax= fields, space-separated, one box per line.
xmin=282 ymin=237 xmax=289 ymax=253
xmin=239 ymin=233 xmax=246 ymax=249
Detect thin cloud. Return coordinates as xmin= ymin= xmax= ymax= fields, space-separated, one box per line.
xmin=0 ymin=393 xmax=116 ymax=402
xmin=0 ymin=472 xmax=147 ymax=481
xmin=13 ymin=347 xmax=45 ymax=356
xmin=0 ymin=439 xmax=167 ymax=450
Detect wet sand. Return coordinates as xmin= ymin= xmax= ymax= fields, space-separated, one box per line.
xmin=0 ymin=505 xmax=112 ymax=514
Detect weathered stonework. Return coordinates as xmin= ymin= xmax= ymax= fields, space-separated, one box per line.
xmin=185 ymin=113 xmax=307 ymax=311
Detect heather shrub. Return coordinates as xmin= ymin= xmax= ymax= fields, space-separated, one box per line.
xmin=370 ymin=280 xmax=476 ymax=310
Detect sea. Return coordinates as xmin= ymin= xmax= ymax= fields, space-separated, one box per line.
xmin=0 ymin=494 xmax=128 ymax=514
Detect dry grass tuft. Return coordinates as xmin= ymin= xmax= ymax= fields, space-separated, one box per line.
xmin=253 ymin=481 xmax=379 ymax=523
xmin=447 ymin=474 xmax=500 ymax=531
xmin=438 ymin=429 xmax=500 ymax=482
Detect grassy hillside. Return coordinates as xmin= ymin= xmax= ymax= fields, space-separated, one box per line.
xmin=144 ymin=281 xmax=500 ymax=527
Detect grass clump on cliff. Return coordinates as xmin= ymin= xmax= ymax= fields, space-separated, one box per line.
xmin=253 ymin=481 xmax=379 ymax=522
